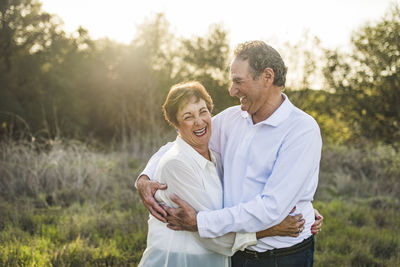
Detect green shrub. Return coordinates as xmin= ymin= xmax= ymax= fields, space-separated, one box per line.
xmin=1 ymin=140 xmax=399 ymax=266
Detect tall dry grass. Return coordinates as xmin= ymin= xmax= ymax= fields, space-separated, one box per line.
xmin=0 ymin=137 xmax=399 ymax=266
xmin=316 ymin=143 xmax=400 ymax=201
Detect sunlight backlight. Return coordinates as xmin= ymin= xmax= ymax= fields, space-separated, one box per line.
xmin=40 ymin=0 xmax=398 ymax=47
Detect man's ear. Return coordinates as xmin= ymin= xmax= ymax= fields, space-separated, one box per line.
xmin=263 ymin=68 xmax=275 ymax=85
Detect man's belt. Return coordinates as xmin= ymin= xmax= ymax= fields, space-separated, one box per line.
xmin=236 ymin=235 xmax=314 ymax=259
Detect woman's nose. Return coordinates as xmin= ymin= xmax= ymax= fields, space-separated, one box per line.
xmin=194 ymin=116 xmax=202 ymax=125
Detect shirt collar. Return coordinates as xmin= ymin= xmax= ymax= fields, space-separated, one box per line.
xmin=175 ymin=136 xmax=215 ymax=169
xmin=240 ymin=93 xmax=293 ymax=127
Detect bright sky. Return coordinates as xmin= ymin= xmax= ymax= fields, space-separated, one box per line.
xmin=40 ymin=0 xmax=398 ymax=49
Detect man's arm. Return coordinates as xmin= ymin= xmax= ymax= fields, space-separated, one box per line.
xmin=198 ymin=128 xmax=322 ymax=237
xmin=166 ymin=126 xmax=322 ymax=237
xmin=137 ymin=176 xmax=168 ymax=222
xmin=135 ymin=142 xmax=174 ymax=222
xmin=164 ymin=197 xmax=323 ymax=236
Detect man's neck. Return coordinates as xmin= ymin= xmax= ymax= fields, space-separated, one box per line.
xmin=252 ymin=92 xmax=284 ymax=124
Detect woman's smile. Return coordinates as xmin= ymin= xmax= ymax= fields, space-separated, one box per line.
xmin=193 ymin=126 xmax=207 ymax=137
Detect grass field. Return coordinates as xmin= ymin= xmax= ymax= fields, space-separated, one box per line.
xmin=0 ymin=139 xmax=399 ymax=266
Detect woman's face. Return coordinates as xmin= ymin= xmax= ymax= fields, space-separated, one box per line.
xmin=176 ymin=97 xmax=212 ymax=149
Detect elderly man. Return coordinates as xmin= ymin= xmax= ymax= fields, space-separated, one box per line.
xmin=137 ymin=41 xmax=323 ymax=267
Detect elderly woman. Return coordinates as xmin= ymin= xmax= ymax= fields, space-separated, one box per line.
xmin=138 ymin=81 xmax=308 ymax=267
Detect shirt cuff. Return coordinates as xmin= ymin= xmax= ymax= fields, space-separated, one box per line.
xmin=232 ymin=233 xmax=257 ymax=252
xmin=197 ymin=211 xmax=209 ymax=238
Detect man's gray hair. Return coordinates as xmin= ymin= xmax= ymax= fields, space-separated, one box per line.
xmin=234 ymin=41 xmax=287 ymax=87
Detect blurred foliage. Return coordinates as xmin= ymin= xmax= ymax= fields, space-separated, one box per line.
xmin=323 ymin=3 xmax=400 ymax=144
xmin=1 ymin=1 xmax=399 ymax=145
xmin=0 ymin=0 xmax=234 ymax=143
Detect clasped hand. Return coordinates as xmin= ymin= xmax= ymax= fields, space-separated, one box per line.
xmin=162 ymin=194 xmax=198 ymax=232
xmin=137 ymin=175 xmax=324 ymax=235
xmin=137 ymin=175 xmax=198 ymax=231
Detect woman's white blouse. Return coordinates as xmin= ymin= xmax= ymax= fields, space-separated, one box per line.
xmin=138 ymin=136 xmax=256 ymax=267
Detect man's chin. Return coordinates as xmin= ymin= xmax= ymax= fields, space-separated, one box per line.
xmin=240 ymin=105 xmax=248 ymax=111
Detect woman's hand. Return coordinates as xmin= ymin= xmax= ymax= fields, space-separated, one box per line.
xmin=136 ymin=175 xmax=168 ymax=222
xmin=311 ymin=208 xmax=323 ymax=235
xmin=256 ymin=212 xmax=305 ymax=239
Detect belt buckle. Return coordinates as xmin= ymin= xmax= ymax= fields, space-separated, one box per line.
xmin=245 ymin=249 xmax=259 ymax=259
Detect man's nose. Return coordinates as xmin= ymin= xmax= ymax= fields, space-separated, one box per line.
xmin=229 ymin=84 xmax=237 ymax=96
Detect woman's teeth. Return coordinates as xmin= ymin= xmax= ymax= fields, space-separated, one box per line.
xmin=193 ymin=127 xmax=207 ymax=136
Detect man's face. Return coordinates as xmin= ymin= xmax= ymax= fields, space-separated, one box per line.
xmin=229 ymin=58 xmax=266 ymax=115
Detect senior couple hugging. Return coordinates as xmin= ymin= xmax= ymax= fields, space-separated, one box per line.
xmin=136 ymin=40 xmax=323 ymax=267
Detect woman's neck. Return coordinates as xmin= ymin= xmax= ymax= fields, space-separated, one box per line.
xmin=194 ymin=145 xmax=211 ymax=161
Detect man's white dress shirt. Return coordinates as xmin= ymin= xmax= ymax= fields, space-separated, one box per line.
xmin=140 ymin=94 xmax=322 ymax=252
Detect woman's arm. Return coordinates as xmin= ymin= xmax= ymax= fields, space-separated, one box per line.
xmin=257 ymin=208 xmax=324 ymax=238
xmin=256 ymin=212 xmax=305 ymax=239
xmin=158 ymin=158 xmax=323 ymax=256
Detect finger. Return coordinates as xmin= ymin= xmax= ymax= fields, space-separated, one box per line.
xmin=298 ymin=219 xmax=305 ymax=228
xmin=152 ymin=204 xmax=168 ymax=219
xmin=156 ymin=182 xmax=168 ymax=190
xmin=146 ymin=204 xmax=167 ymax=222
xmin=162 ymin=205 xmax=176 ymax=216
xmin=311 ymin=219 xmax=323 ymax=229
xmin=314 ymin=209 xmax=323 ymax=220
xmin=311 ymin=225 xmax=322 ymax=234
xmin=169 ymin=194 xmax=188 ymax=208
xmin=167 ymin=224 xmax=184 ymax=231
xmin=291 ymin=231 xmax=300 ymax=237
xmin=311 ymin=222 xmax=321 ymax=229
xmin=312 ymin=229 xmax=320 ymax=235
xmin=314 ymin=216 xmax=323 ymax=224
xmin=147 ymin=198 xmax=168 ymax=217
xmin=293 ymin=214 xmax=303 ymax=221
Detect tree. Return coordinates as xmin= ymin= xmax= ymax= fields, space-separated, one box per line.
xmin=0 ymin=0 xmax=94 ymax=139
xmin=323 ymin=4 xmax=400 ymax=143
xmin=179 ymin=24 xmax=238 ymax=114
xmin=0 ymin=0 xmax=54 ymax=138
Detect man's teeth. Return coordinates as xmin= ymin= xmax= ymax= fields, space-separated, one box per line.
xmin=193 ymin=127 xmax=206 ymax=136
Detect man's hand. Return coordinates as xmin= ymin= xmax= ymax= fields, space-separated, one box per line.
xmin=163 ymin=194 xmax=198 ymax=232
xmin=136 ymin=175 xmax=168 ymax=222
xmin=311 ymin=208 xmax=323 ymax=235
xmin=256 ymin=208 xmax=305 ymax=239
